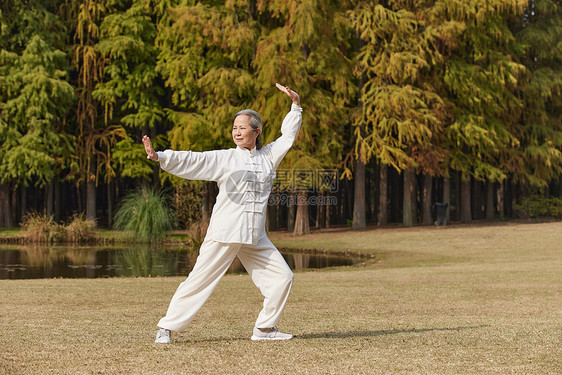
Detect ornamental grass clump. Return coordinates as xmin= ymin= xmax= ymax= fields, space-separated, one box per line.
xmin=21 ymin=213 xmax=64 ymax=243
xmin=64 ymin=214 xmax=96 ymax=243
xmin=113 ymin=188 xmax=176 ymax=242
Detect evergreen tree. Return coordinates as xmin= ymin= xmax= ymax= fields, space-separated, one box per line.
xmin=512 ymin=0 xmax=562 ymax=188
xmin=0 ymin=1 xmax=74 ymax=225
xmin=350 ymin=1 xmax=448 ymax=226
xmin=156 ymin=0 xmax=258 ymax=220
xmin=62 ymin=0 xmax=125 ymax=221
xmin=157 ymin=0 xmax=258 ymax=154
xmin=94 ymin=0 xmax=164 ymax=182
xmin=253 ymin=0 xmax=354 ymax=234
xmin=437 ymin=0 xmax=527 ymax=221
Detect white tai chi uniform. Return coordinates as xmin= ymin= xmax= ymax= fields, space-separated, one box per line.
xmin=156 ymin=104 xmax=302 ymax=332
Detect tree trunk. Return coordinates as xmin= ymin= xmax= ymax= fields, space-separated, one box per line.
xmin=443 ymin=176 xmax=450 ymax=224
xmin=390 ymin=168 xmax=402 ymax=222
xmin=20 ymin=186 xmax=27 ymax=221
xmin=378 ymin=163 xmax=388 ymax=226
xmin=107 ymin=181 xmax=113 ymax=227
xmin=0 ymin=183 xmax=14 ymax=227
xmin=508 ymin=179 xmax=516 ymax=218
xmin=317 ymin=192 xmax=325 ymax=229
xmin=86 ymin=179 xmax=96 ymax=221
xmin=54 ymin=181 xmax=61 ymax=222
xmin=201 ymin=183 xmax=210 ymax=222
xmin=12 ymin=186 xmax=18 ymax=225
xmin=86 ymin=159 xmax=96 ymax=221
xmin=46 ymin=180 xmax=54 ymax=217
xmin=293 ymin=192 xmax=310 ymax=235
xmin=498 ymin=180 xmax=505 ymax=219
xmin=454 ymin=171 xmax=461 ymax=221
xmin=352 ymin=158 xmax=366 ymax=230
xmin=325 ymin=196 xmax=331 ymax=228
xmin=460 ymin=177 xmax=472 ymax=223
xmin=403 ymin=168 xmax=415 ymax=227
xmin=422 ymin=173 xmax=433 ymax=225
xmin=267 ymin=200 xmax=277 ymax=232
xmin=486 ymin=181 xmax=495 ymax=220
xmin=472 ymin=179 xmax=483 ymax=219
xmin=287 ymin=193 xmax=295 ymax=232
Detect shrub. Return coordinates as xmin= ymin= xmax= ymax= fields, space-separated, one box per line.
xmin=64 ymin=214 xmax=96 ymax=243
xmin=514 ymin=196 xmax=562 ymax=219
xmin=171 ymin=180 xmax=203 ymax=229
xmin=113 ymin=187 xmax=176 ymax=242
xmin=21 ymin=213 xmax=64 ymax=243
xmin=186 ymin=220 xmax=209 ymax=247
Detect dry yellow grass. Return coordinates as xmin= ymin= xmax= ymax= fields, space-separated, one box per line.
xmin=1 ymin=221 xmax=561 ymax=374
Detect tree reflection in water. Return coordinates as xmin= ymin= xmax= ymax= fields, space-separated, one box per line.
xmin=0 ymin=245 xmax=360 ymax=279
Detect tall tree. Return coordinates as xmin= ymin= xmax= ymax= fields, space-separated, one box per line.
xmin=156 ymin=0 xmax=258 ymax=222
xmin=438 ymin=0 xmax=527 ymax=222
xmin=253 ymin=0 xmax=354 ymax=234
xmin=511 ymin=0 xmax=562 ymax=188
xmin=350 ymin=1 xmax=448 ymax=227
xmin=0 ymin=1 xmax=74 ymax=225
xmin=62 ymin=0 xmax=125 ymax=221
xmin=94 ymin=0 xmax=164 ymax=184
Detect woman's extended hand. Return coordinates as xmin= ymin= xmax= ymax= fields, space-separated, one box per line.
xmin=276 ymin=83 xmax=300 ymax=106
xmin=142 ymin=135 xmax=158 ymax=161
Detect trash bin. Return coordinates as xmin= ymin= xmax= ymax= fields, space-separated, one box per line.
xmin=432 ymin=202 xmax=448 ymax=225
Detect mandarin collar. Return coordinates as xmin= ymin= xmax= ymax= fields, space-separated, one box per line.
xmin=236 ymin=145 xmax=258 ymax=156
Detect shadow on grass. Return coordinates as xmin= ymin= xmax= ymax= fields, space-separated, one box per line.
xmin=296 ymin=325 xmax=489 ymax=340
xmin=177 ymin=325 xmax=488 ymax=344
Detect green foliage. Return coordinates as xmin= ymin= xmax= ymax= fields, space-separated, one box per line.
xmin=514 ymin=195 xmax=562 ymax=219
xmin=157 ymin=0 xmax=257 ymax=153
xmin=113 ymin=188 xmax=176 ymax=242
xmin=509 ymin=0 xmax=562 ymax=187
xmin=252 ymin=0 xmax=353 ymax=176
xmin=0 ymin=34 xmax=75 ymax=187
xmin=1 ymin=0 xmax=562 ymax=227
xmin=440 ymin=0 xmax=527 ymax=182
xmin=92 ymin=0 xmax=164 ymax=183
xmin=349 ymin=1 xmax=448 ymax=176
xmin=170 ymin=180 xmax=203 ymax=229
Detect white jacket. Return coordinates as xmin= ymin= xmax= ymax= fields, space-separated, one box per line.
xmin=157 ymin=104 xmax=303 ymax=245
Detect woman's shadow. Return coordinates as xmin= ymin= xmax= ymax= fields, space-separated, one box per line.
xmin=296 ymin=325 xmax=488 ymax=340
xmin=187 ymin=325 xmax=488 ymax=343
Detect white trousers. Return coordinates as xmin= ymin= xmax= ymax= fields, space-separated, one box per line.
xmin=157 ymin=235 xmax=294 ymax=332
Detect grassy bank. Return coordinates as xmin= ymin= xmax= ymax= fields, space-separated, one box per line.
xmin=1 ymin=222 xmax=561 ymax=374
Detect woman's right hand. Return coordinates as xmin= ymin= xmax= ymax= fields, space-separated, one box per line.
xmin=142 ymin=135 xmax=158 ymax=161
xmin=276 ymin=83 xmax=300 ymax=106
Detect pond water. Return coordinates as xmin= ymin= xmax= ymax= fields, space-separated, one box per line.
xmin=0 ymin=245 xmax=362 ymax=279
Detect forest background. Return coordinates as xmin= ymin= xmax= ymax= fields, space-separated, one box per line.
xmin=1 ymin=0 xmax=561 ymax=234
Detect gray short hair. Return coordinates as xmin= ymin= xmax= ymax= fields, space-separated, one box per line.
xmin=234 ymin=109 xmax=263 ymax=149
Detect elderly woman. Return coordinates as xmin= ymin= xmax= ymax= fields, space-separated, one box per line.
xmin=143 ymin=83 xmax=301 ymax=343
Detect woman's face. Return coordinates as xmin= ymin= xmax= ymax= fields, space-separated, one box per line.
xmin=232 ymin=114 xmax=260 ymax=150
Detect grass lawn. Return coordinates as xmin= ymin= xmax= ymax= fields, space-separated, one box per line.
xmin=1 ymin=221 xmax=560 ymax=374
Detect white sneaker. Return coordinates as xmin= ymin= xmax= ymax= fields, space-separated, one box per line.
xmin=251 ymin=327 xmax=293 ymax=341
xmin=155 ymin=328 xmax=171 ymax=344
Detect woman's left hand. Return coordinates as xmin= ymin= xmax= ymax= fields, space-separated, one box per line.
xmin=276 ymin=83 xmax=300 ymax=106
